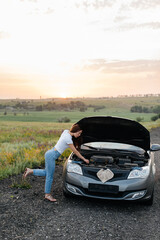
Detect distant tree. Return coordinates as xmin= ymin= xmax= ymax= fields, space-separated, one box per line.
xmin=142 ymin=107 xmax=149 ymax=113
xmin=130 ymin=105 xmax=143 ymax=113
xmin=153 ymin=105 xmax=160 ymax=114
xmin=79 ymin=106 xmax=87 ymax=112
xmin=151 ymin=115 xmax=159 ymax=121
xmin=36 ymin=105 xmax=43 ymax=111
xmin=58 ymin=117 xmax=71 ymax=123
xmin=93 ymin=105 xmax=106 ymax=112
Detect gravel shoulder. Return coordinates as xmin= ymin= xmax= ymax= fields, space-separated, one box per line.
xmin=0 ymin=128 xmax=160 ymax=240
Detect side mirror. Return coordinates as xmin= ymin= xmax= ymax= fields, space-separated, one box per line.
xmin=150 ymin=144 xmax=160 ymax=152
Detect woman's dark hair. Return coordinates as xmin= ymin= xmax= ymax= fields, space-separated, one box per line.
xmin=70 ymin=124 xmax=83 ymax=151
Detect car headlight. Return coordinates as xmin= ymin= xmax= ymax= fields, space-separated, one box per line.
xmin=67 ymin=163 xmax=83 ymax=175
xmin=128 ymin=166 xmax=150 ymax=179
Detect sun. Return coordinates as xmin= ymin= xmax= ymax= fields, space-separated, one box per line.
xmin=60 ymin=93 xmax=67 ymax=98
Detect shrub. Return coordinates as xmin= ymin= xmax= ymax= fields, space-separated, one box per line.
xmin=153 ymin=105 xmax=160 ymax=114
xmin=130 ymin=105 xmax=142 ymax=113
xmin=136 ymin=117 xmax=144 ymax=122
xmin=36 ymin=105 xmax=43 ymax=111
xmin=58 ymin=117 xmax=71 ymax=123
xmin=151 ymin=115 xmax=159 ymax=121
xmin=79 ymin=106 xmax=87 ymax=112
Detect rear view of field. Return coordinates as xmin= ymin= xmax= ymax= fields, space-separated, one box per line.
xmin=0 ymin=96 xmax=160 ymax=180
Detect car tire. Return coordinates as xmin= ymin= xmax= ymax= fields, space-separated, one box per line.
xmin=143 ymin=191 xmax=154 ymax=206
xmin=63 ymin=189 xmax=73 ymax=198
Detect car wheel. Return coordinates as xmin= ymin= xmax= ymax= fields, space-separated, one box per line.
xmin=63 ymin=189 xmax=73 ymax=198
xmin=143 ymin=191 xmax=154 ymax=206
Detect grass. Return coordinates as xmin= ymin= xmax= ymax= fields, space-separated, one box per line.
xmin=0 ymin=96 xmax=160 ymax=180
xmin=0 ymin=122 xmax=72 ymax=180
xmin=0 ymin=109 xmax=157 ymax=123
xmin=0 ymin=119 xmax=160 ymax=180
xmin=11 ymin=179 xmax=32 ymax=189
xmin=1 ymin=95 xmax=160 ymax=123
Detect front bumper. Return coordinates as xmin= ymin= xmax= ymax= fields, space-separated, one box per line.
xmin=63 ymin=172 xmax=154 ymax=201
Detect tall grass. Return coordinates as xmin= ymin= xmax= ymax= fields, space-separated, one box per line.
xmin=0 ymin=117 xmax=160 ymax=180
xmin=0 ymin=122 xmax=72 ymax=179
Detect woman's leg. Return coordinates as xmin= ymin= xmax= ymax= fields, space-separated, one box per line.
xmin=24 ymin=148 xmax=60 ymax=202
xmin=23 ymin=167 xmax=46 ymax=178
xmin=44 ymin=149 xmax=56 ymax=194
xmin=33 ymin=169 xmax=46 ymax=176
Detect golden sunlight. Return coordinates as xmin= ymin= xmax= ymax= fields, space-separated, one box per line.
xmin=59 ymin=92 xmax=67 ymax=99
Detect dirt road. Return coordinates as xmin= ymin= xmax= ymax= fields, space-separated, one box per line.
xmin=0 ymin=128 xmax=160 ymax=240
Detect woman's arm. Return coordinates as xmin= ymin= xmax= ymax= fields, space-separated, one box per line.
xmin=68 ymin=144 xmax=89 ymax=164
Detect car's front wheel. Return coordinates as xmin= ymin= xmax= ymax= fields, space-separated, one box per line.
xmin=63 ymin=188 xmax=73 ymax=198
xmin=143 ymin=190 xmax=154 ymax=206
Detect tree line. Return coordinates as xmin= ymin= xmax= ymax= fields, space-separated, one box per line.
xmin=131 ymin=105 xmax=160 ymax=122
xmin=0 ymin=100 xmax=106 ymax=112
xmin=130 ymin=105 xmax=160 ymax=114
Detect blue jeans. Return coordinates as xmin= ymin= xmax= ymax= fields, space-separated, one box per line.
xmin=33 ymin=147 xmax=60 ymax=194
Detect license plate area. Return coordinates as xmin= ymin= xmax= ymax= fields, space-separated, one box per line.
xmin=88 ymin=183 xmax=119 ymax=194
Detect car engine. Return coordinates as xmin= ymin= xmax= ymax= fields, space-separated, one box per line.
xmin=71 ymin=152 xmax=148 ymax=170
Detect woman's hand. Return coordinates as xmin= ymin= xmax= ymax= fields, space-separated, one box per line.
xmin=84 ymin=159 xmax=89 ymax=164
xmin=68 ymin=144 xmax=90 ymax=164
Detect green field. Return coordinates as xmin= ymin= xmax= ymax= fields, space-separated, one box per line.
xmin=1 ymin=95 xmax=160 ymax=123
xmin=0 ymin=96 xmax=160 ymax=180
xmin=0 ymin=109 xmax=157 ymax=122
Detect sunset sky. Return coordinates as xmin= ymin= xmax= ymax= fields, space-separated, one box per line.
xmin=0 ymin=0 xmax=160 ymax=99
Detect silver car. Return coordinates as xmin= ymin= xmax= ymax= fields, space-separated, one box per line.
xmin=63 ymin=116 xmax=160 ymax=205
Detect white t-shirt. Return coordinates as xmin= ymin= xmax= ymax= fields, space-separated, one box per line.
xmin=55 ymin=130 xmax=73 ymax=154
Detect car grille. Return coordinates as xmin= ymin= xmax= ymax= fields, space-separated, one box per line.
xmin=88 ymin=183 xmax=119 ymax=193
xmin=77 ymin=185 xmax=132 ymax=198
xmin=82 ymin=167 xmax=129 ymax=182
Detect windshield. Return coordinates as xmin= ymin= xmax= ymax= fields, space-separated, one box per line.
xmin=81 ymin=142 xmax=145 ymax=154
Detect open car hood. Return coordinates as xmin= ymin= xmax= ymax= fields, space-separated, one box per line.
xmin=76 ymin=116 xmax=150 ymax=151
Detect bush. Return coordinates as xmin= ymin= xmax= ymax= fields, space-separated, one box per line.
xmin=130 ymin=105 xmax=142 ymax=113
xmin=79 ymin=106 xmax=87 ymax=112
xmin=36 ymin=105 xmax=43 ymax=111
xmin=151 ymin=115 xmax=159 ymax=121
xmin=153 ymin=105 xmax=160 ymax=114
xmin=130 ymin=105 xmax=152 ymax=113
xmin=58 ymin=117 xmax=71 ymax=123
xmin=136 ymin=117 xmax=144 ymax=122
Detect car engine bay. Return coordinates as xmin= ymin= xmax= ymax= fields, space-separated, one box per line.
xmin=71 ymin=151 xmax=149 ymax=170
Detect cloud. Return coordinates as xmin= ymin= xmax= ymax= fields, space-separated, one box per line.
xmin=130 ymin=0 xmax=160 ymax=9
xmin=114 ymin=15 xmax=130 ymax=23
xmin=45 ymin=8 xmax=54 ymax=15
xmin=0 ymin=31 xmax=10 ymax=39
xmin=75 ymin=0 xmax=115 ymax=10
xmin=81 ymin=59 xmax=160 ymax=74
xmin=117 ymin=21 xmax=160 ymax=31
xmin=19 ymin=0 xmax=38 ymax=2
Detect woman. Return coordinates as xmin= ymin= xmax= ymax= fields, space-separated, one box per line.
xmin=23 ymin=124 xmax=89 ymax=202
